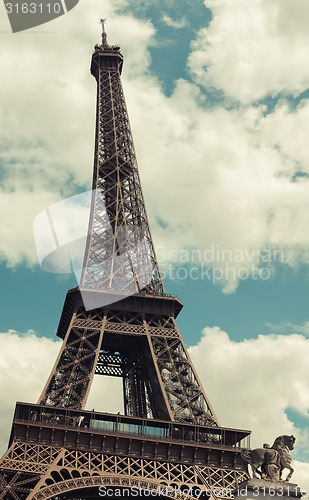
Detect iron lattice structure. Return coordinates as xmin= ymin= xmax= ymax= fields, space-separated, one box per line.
xmin=0 ymin=29 xmax=250 ymax=500
xmin=80 ymin=34 xmax=163 ymax=297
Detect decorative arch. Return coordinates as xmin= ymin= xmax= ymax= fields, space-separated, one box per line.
xmin=30 ymin=473 xmax=200 ymax=500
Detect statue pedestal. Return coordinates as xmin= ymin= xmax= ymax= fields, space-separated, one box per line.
xmin=234 ymin=479 xmax=303 ymax=500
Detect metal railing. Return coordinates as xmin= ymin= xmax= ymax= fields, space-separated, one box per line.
xmin=13 ymin=402 xmax=250 ymax=449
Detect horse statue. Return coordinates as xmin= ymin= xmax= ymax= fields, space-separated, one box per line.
xmin=241 ymin=435 xmax=295 ymax=482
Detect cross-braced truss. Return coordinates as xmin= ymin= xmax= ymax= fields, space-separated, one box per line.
xmin=38 ymin=306 xmax=217 ymax=426
xmin=0 ymin=442 xmax=248 ymax=500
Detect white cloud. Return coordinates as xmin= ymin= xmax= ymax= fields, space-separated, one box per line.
xmin=162 ymin=15 xmax=188 ymax=29
xmin=293 ymin=461 xmax=309 ymax=497
xmin=188 ymin=0 xmax=309 ymax=103
xmin=189 ymin=327 xmax=309 ymax=487
xmin=0 ymin=0 xmax=309 ymax=295
xmin=260 ymin=99 xmax=309 ymax=178
xmin=0 ymin=188 xmax=63 ymax=266
xmin=189 ymin=325 xmax=309 ymax=491
xmin=267 ymin=321 xmax=309 ymax=337
xmin=0 ymin=0 xmax=156 ymax=267
xmin=0 ymin=331 xmax=61 ymax=453
xmin=128 ymin=78 xmax=309 ymax=291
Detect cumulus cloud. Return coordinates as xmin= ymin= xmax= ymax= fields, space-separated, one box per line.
xmin=129 ymin=79 xmax=309 ymax=291
xmin=1 ymin=0 xmax=309 ymax=294
xmin=260 ymin=99 xmax=309 ymax=178
xmin=189 ymin=326 xmax=309 ymax=486
xmin=0 ymin=0 xmax=157 ymax=266
xmin=189 ymin=327 xmax=309 ymax=482
xmin=190 ymin=327 xmax=309 ymax=437
xmin=188 ymin=0 xmax=309 ymax=103
xmin=0 ymin=188 xmax=64 ymax=266
xmin=293 ymin=461 xmax=309 ymax=496
xmin=0 ymin=331 xmax=61 ymax=453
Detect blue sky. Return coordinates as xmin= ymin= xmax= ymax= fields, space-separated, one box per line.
xmin=1 ymin=0 xmax=309 ymax=489
xmin=2 ymin=263 xmax=309 ymax=344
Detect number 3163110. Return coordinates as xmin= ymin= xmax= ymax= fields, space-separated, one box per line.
xmin=5 ymin=3 xmax=62 ymax=14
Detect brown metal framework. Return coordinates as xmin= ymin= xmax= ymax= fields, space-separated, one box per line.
xmin=38 ymin=290 xmax=217 ymax=426
xmin=80 ymin=36 xmax=163 ymax=297
xmin=0 ymin=29 xmax=250 ymax=499
xmin=0 ymin=404 xmax=249 ymax=500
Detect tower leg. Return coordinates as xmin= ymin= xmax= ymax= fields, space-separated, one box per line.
xmin=39 ymin=314 xmax=106 ymax=409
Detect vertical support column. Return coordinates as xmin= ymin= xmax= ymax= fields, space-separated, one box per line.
xmin=143 ymin=320 xmax=175 ymax=421
xmin=39 ymin=314 xmax=106 ymax=410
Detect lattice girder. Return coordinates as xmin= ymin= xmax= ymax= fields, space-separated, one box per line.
xmin=0 ymin=442 xmax=248 ymax=500
xmin=38 ymin=315 xmax=105 ymax=409
xmin=38 ymin=302 xmax=217 ymax=425
xmin=80 ymin=43 xmax=164 ymax=296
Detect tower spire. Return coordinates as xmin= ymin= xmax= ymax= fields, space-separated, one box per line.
xmin=99 ymin=17 xmax=107 ymax=46
xmin=83 ymin=29 xmax=163 ymax=296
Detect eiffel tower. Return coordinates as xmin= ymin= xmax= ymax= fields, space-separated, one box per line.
xmin=0 ymin=23 xmax=250 ymax=500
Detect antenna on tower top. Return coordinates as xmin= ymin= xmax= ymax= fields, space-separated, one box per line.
xmin=99 ymin=18 xmax=107 ymax=45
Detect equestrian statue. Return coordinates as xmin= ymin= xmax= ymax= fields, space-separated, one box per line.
xmin=241 ymin=435 xmax=296 ymax=482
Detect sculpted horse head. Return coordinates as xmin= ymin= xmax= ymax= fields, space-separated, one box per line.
xmin=272 ymin=435 xmax=295 ymax=451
